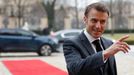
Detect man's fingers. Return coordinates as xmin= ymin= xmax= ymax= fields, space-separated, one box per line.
xmin=118 ymin=35 xmax=129 ymax=42
xmin=122 ymin=42 xmax=130 ymax=50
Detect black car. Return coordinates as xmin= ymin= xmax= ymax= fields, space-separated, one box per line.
xmin=0 ymin=28 xmax=59 ymax=56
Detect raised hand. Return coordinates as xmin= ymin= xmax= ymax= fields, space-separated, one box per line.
xmin=103 ymin=35 xmax=130 ymax=59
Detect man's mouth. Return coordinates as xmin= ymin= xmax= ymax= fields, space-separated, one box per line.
xmin=94 ymin=30 xmax=101 ymax=33
xmin=93 ymin=31 xmax=102 ymax=35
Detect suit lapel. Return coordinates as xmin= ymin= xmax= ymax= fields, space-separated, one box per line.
xmin=101 ymin=37 xmax=116 ymax=75
xmin=100 ymin=37 xmax=109 ymax=49
xmin=79 ymin=32 xmax=95 ymax=55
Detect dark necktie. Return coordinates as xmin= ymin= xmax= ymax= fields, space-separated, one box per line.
xmin=92 ymin=39 xmax=103 ymax=52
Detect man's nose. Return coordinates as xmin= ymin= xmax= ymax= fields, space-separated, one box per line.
xmin=95 ymin=21 xmax=101 ymax=28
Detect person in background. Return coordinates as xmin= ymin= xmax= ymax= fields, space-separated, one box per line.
xmin=63 ymin=2 xmax=130 ymax=75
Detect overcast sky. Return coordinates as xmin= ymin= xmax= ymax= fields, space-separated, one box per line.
xmin=78 ymin=0 xmax=101 ymax=8
xmin=67 ymin=0 xmax=101 ymax=8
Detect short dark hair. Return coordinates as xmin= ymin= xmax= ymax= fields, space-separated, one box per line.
xmin=84 ymin=2 xmax=109 ymax=17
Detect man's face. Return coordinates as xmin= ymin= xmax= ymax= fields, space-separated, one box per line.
xmin=84 ymin=8 xmax=109 ymax=38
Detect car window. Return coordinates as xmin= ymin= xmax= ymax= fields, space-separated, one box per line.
xmin=0 ymin=29 xmax=21 ymax=36
xmin=64 ymin=32 xmax=80 ymax=37
xmin=17 ymin=30 xmax=33 ymax=36
xmin=0 ymin=32 xmax=20 ymax=36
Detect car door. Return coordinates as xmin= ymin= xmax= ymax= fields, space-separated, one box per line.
xmin=0 ymin=29 xmax=21 ymax=51
xmin=16 ymin=30 xmax=38 ymax=51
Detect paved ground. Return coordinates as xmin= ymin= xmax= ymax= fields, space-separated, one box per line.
xmin=0 ymin=45 xmax=134 ymax=75
xmin=116 ymin=45 xmax=134 ymax=75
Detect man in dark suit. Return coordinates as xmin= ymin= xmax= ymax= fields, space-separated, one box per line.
xmin=63 ymin=2 xmax=130 ymax=75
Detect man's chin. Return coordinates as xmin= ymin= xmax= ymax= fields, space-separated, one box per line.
xmin=94 ymin=36 xmax=100 ymax=39
xmin=93 ymin=34 xmax=101 ymax=38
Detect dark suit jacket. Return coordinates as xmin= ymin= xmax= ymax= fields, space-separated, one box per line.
xmin=63 ymin=32 xmax=117 ymax=75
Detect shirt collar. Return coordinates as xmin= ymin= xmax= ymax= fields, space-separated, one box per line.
xmin=84 ymin=29 xmax=100 ymax=43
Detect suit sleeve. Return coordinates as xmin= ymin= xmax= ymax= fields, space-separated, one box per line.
xmin=63 ymin=39 xmax=105 ymax=75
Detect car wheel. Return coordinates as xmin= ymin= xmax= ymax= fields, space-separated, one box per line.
xmin=38 ymin=44 xmax=52 ymax=56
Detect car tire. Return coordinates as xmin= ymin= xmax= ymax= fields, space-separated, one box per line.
xmin=37 ymin=44 xmax=52 ymax=56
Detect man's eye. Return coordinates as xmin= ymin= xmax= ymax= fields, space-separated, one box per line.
xmin=100 ymin=20 xmax=106 ymax=24
xmin=91 ymin=19 xmax=97 ymax=23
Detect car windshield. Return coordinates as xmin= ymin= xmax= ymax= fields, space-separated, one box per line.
xmin=30 ymin=31 xmax=39 ymax=36
xmin=54 ymin=29 xmax=82 ymax=38
xmin=64 ymin=32 xmax=80 ymax=37
xmin=18 ymin=29 xmax=39 ymax=36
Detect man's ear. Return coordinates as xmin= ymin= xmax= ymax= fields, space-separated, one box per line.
xmin=83 ymin=16 xmax=87 ymax=24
